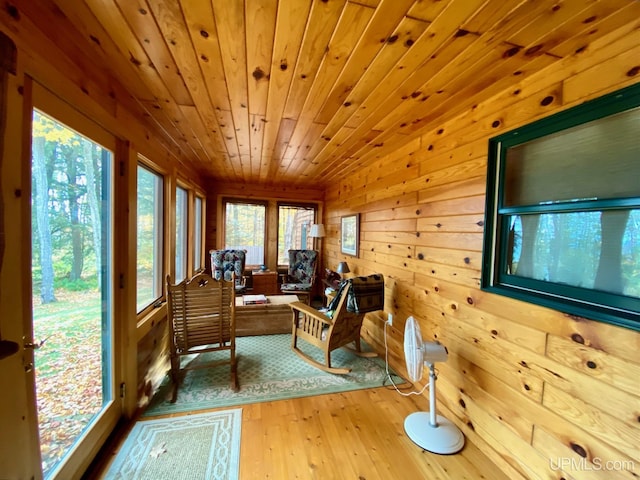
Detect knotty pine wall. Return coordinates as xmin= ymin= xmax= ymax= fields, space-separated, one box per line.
xmin=324 ymin=28 xmax=640 ymax=480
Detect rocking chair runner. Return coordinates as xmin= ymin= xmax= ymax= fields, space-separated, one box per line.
xmin=289 ymin=274 xmax=384 ymax=374
xmin=166 ymin=272 xmax=238 ymax=403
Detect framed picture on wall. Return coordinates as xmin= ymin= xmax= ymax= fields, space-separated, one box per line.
xmin=341 ymin=214 xmax=360 ymax=257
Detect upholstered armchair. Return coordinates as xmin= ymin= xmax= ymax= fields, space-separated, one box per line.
xmin=280 ymin=249 xmax=318 ymax=304
xmin=209 ymin=249 xmax=247 ymax=293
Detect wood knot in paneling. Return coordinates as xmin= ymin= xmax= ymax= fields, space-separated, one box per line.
xmin=252 ymin=67 xmax=267 ymax=81
xmin=571 ymin=333 xmax=585 ymax=344
xmin=627 ymin=66 xmax=640 ymax=77
xmin=570 ymin=442 xmax=588 ymax=458
xmin=540 ymin=95 xmax=554 ymax=106
xmin=5 ymin=3 xmax=19 ymax=20
xmin=503 ymin=46 xmax=521 ymax=58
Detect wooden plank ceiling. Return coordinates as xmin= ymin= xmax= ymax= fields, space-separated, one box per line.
xmin=18 ymin=0 xmax=640 ymax=187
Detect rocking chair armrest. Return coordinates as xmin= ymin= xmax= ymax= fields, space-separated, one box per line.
xmin=289 ymin=301 xmax=333 ymax=326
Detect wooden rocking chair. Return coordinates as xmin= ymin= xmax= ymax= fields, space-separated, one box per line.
xmin=289 ymin=274 xmax=384 ymax=374
xmin=166 ymin=272 xmax=238 ymax=402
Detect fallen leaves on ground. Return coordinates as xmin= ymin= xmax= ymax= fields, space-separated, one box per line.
xmin=33 ymin=289 xmax=103 ymax=475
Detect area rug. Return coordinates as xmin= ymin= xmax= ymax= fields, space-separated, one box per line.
xmin=144 ymin=333 xmax=402 ymax=417
xmin=105 ymin=408 xmax=241 ymax=480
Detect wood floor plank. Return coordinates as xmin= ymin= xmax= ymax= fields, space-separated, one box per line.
xmin=88 ymin=386 xmax=511 ymax=479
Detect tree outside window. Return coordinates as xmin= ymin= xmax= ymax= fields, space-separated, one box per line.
xmin=277 ymin=204 xmax=316 ymax=265
xmin=175 ymin=187 xmax=188 ymax=282
xmin=224 ymin=201 xmax=266 ymax=266
xmin=136 ymin=165 xmax=163 ymax=312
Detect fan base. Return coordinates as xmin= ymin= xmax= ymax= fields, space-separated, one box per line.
xmin=404 ymin=412 xmax=465 ymax=455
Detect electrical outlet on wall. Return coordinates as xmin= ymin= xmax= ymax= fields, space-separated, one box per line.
xmin=387 ymin=313 xmax=393 ymax=326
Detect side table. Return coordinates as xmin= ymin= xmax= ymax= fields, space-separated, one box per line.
xmin=251 ymin=270 xmax=278 ymax=295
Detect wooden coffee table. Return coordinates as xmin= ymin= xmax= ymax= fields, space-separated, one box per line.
xmin=234 ymin=294 xmax=299 ymax=336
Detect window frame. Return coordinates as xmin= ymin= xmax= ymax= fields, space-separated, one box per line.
xmin=222 ymin=198 xmax=268 ymax=268
xmin=174 ymin=185 xmax=189 ymax=283
xmin=135 ymin=161 xmax=165 ymax=314
xmin=276 ymin=202 xmax=318 ymax=267
xmin=482 ymin=83 xmax=640 ymax=331
xmin=193 ymin=194 xmax=205 ymax=272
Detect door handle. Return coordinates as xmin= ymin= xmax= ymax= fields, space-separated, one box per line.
xmin=24 ymin=336 xmax=49 ymax=350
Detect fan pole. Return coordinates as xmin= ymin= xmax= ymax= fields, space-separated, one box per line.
xmin=404 ymin=362 xmax=465 ymax=455
xmin=428 ymin=363 xmax=437 ymax=427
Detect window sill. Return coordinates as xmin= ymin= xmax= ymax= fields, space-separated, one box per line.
xmin=136 ymin=302 xmax=167 ymax=342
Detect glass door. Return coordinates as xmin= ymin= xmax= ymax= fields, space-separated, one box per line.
xmin=30 ymin=93 xmax=120 ymax=478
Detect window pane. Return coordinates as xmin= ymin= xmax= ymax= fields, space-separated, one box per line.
xmin=225 ymin=202 xmax=265 ymax=265
xmin=278 ymin=205 xmax=315 ymax=264
xmin=136 ymin=165 xmax=163 ymax=311
xmin=504 ymin=107 xmax=640 ymax=207
xmin=175 ymin=187 xmax=188 ymax=282
xmin=31 ymin=110 xmax=114 ymax=475
xmin=507 ymin=209 xmax=640 ymax=298
xmin=194 ymin=196 xmax=203 ymax=271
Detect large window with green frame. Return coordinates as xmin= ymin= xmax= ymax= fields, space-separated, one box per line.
xmin=482 ymin=83 xmax=640 ymax=331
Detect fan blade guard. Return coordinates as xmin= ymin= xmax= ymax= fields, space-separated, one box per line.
xmin=404 ymin=316 xmax=424 ymax=382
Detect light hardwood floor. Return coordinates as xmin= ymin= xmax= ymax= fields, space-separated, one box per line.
xmin=88 ymin=386 xmax=509 ymax=479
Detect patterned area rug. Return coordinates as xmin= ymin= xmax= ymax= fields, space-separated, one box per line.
xmin=144 ymin=333 xmax=401 ymax=416
xmin=105 ymin=409 xmax=241 ymax=480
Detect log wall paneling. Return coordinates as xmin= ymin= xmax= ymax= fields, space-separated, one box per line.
xmin=334 ymin=26 xmax=640 ymax=480
xmin=2 ymin=1 xmax=640 ymax=478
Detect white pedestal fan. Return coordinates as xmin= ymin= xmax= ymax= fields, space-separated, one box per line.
xmin=403 ymin=316 xmax=464 ymax=454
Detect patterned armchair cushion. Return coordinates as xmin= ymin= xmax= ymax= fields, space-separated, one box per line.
xmin=286 ymin=249 xmax=318 ymax=284
xmin=210 ymin=249 xmax=246 ymax=283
